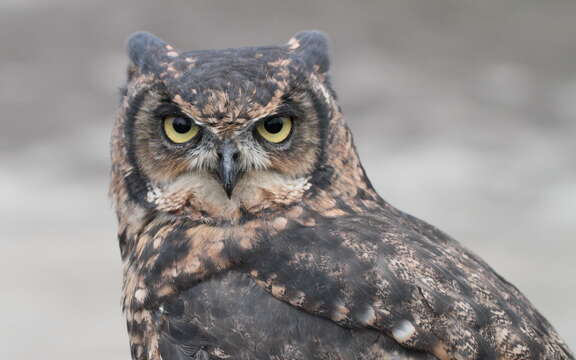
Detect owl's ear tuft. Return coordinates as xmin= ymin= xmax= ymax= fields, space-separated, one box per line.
xmin=127 ymin=32 xmax=177 ymax=73
xmin=288 ymin=31 xmax=330 ymax=74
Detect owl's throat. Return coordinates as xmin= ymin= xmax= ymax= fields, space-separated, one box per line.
xmin=142 ymin=170 xmax=313 ymax=223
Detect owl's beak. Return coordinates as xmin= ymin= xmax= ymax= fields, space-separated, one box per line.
xmin=216 ymin=141 xmax=241 ymax=199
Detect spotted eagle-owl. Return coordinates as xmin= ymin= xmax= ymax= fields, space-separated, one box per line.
xmin=110 ymin=31 xmax=573 ymax=360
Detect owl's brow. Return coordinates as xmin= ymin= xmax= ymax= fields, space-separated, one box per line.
xmin=242 ymin=98 xmax=302 ymax=129
xmin=153 ymin=102 xmax=184 ymax=117
xmin=151 ymin=101 xmax=207 ymax=129
xmin=170 ymin=92 xmax=303 ymax=135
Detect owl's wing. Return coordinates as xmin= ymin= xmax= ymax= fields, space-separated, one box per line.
xmin=155 ymin=271 xmax=438 ymax=360
xmin=246 ymin=212 xmax=574 ymax=360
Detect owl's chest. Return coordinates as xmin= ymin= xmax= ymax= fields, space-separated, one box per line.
xmin=121 ymin=219 xmax=433 ymax=360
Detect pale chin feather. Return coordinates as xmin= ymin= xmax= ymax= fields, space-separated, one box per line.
xmin=145 ymin=170 xmax=311 ymax=219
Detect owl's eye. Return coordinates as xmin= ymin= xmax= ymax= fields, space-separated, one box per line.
xmin=256 ymin=116 xmax=293 ymax=144
xmin=163 ymin=116 xmax=200 ymax=144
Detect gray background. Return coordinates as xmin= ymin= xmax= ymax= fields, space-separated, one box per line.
xmin=0 ymin=0 xmax=574 ymax=358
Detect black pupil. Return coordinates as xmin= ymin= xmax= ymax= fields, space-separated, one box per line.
xmin=264 ymin=117 xmax=284 ymax=134
xmin=172 ymin=117 xmax=192 ymax=133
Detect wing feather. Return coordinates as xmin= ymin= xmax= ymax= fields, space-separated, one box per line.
xmin=245 ymin=212 xmax=574 ymax=360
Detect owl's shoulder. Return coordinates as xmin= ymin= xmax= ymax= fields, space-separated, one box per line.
xmin=247 ymin=207 xmax=571 ymax=359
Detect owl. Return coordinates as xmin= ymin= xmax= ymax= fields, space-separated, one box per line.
xmin=110 ymin=31 xmax=574 ymax=360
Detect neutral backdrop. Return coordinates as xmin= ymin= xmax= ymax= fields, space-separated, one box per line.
xmin=1 ymin=1 xmax=574 ymax=358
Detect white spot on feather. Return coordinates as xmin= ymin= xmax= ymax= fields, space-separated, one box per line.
xmin=357 ymin=305 xmax=377 ymax=326
xmin=134 ymin=288 xmax=148 ymax=303
xmin=392 ymin=320 xmax=416 ymax=343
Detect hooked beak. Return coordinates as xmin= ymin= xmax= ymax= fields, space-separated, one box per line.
xmin=216 ymin=141 xmax=241 ymax=198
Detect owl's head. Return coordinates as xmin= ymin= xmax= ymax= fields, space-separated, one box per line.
xmin=111 ymin=31 xmax=372 ymax=225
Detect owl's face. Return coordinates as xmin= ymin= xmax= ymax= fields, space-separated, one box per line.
xmin=114 ymin=32 xmax=337 ymax=219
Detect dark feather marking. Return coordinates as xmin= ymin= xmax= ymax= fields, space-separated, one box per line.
xmin=123 ymin=90 xmax=153 ymax=208
xmin=307 ymin=85 xmax=332 ymax=190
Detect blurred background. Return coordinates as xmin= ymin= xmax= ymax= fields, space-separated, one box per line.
xmin=1 ymin=0 xmax=574 ymax=358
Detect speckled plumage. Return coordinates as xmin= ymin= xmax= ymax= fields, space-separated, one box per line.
xmin=110 ymin=31 xmax=574 ymax=360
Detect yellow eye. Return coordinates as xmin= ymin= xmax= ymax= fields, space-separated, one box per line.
xmin=256 ymin=116 xmax=293 ymax=143
xmin=163 ymin=116 xmax=200 ymax=144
